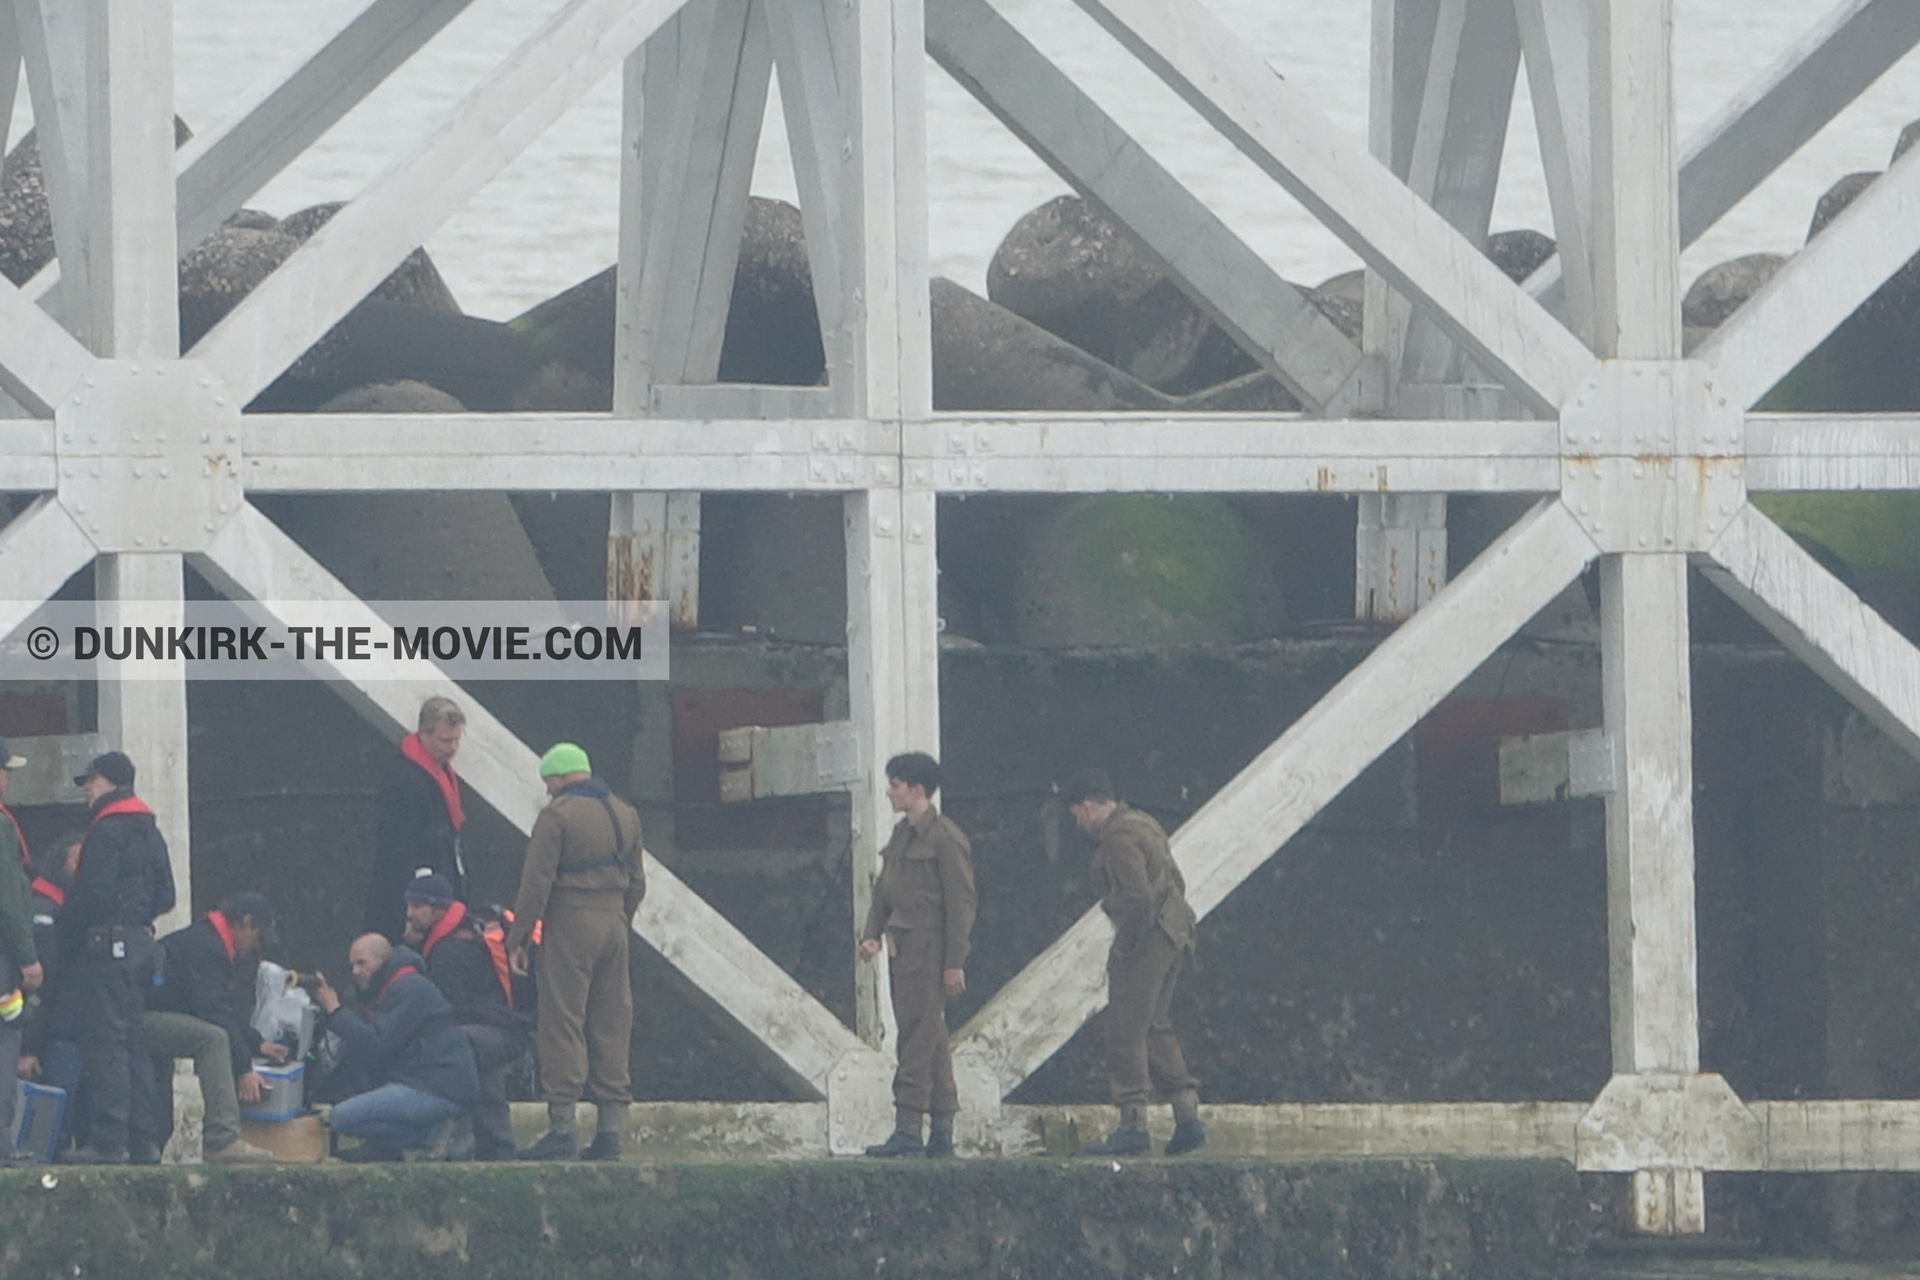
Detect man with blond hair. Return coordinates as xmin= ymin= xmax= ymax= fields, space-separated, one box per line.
xmin=365 ymin=697 xmax=469 ymax=942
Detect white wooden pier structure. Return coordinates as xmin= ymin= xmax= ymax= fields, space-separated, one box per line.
xmin=6 ymin=0 xmax=1920 ymax=1233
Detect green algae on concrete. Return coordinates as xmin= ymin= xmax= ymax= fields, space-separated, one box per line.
xmin=0 ymin=1158 xmax=1585 ymax=1280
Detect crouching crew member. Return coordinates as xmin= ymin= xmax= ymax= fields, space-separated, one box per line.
xmin=148 ymin=892 xmax=287 ymax=1163
xmin=1061 ymin=769 xmax=1204 ymax=1157
xmin=858 ymin=752 xmax=975 ymax=1158
xmin=61 ymin=752 xmax=174 ymax=1164
xmin=313 ymin=934 xmax=479 ymax=1161
xmin=404 ymin=874 xmax=527 ymax=1161
xmin=509 ymin=744 xmax=643 ymax=1162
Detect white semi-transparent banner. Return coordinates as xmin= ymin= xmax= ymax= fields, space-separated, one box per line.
xmin=0 ymin=601 xmax=668 ymax=681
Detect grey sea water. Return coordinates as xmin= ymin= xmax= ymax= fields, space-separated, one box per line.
xmin=55 ymin=0 xmax=1920 ymax=321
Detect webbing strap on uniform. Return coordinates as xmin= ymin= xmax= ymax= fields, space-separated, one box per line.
xmin=555 ymin=791 xmax=635 ymax=877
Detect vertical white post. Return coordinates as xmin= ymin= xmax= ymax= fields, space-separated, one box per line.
xmin=1590 ymin=0 xmax=1678 ymax=364
xmin=1590 ymin=0 xmax=1698 ymax=1234
xmin=609 ymin=0 xmax=771 ymax=630
xmin=1355 ymin=493 xmax=1446 ymax=622
xmin=85 ymin=0 xmax=187 ymax=923
xmin=840 ymin=0 xmax=933 ymax=1058
xmin=96 ymin=554 xmax=189 ymax=932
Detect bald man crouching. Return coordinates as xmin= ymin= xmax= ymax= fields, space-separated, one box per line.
xmin=312 ymin=934 xmax=479 ymax=1161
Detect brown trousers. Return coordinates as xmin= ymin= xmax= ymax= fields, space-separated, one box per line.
xmin=535 ymin=905 xmax=634 ymax=1105
xmin=887 ymin=927 xmax=957 ymax=1114
xmin=1104 ymin=925 xmax=1197 ymax=1106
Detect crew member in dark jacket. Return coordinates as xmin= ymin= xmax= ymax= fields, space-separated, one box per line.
xmin=61 ymin=752 xmax=175 ymax=1164
xmin=313 ymin=934 xmax=479 ymax=1160
xmin=364 ymin=697 xmax=469 ymax=942
xmin=508 ymin=743 xmax=644 ymax=1161
xmin=147 ymin=893 xmax=285 ymax=1162
xmin=1062 ymin=769 xmax=1204 ymax=1158
xmin=858 ymin=752 xmax=975 ymax=1158
xmin=404 ymin=874 xmax=526 ymax=1160
xmin=0 ymin=738 xmax=43 ymax=1159
xmin=18 ymin=833 xmax=84 ymax=1158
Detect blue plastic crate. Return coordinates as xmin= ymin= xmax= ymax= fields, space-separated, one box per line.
xmin=11 ymin=1080 xmax=66 ymax=1162
xmin=240 ymin=1061 xmax=305 ymax=1121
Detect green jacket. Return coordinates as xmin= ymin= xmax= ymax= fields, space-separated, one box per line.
xmin=0 ymin=816 xmax=37 ymax=974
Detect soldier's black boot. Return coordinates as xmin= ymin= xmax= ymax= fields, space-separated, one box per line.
xmin=1081 ymin=1104 xmax=1150 ymax=1157
xmin=925 ymin=1113 xmax=955 ymax=1158
xmin=1165 ymin=1089 xmax=1206 ymax=1156
xmin=865 ymin=1106 xmax=925 ymax=1157
xmin=583 ymin=1103 xmax=627 ymax=1161
xmin=519 ymin=1103 xmax=579 ymax=1160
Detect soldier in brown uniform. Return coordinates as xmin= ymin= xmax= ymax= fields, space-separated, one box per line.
xmin=1063 ymin=768 xmax=1205 ymax=1157
xmin=858 ymin=752 xmax=976 ymax=1157
xmin=507 ymin=743 xmax=645 ymax=1161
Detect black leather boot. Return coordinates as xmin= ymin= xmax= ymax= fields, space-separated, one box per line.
xmin=1081 ymin=1105 xmax=1150 ymax=1157
xmin=865 ymin=1106 xmax=925 ymax=1157
xmin=1165 ymin=1089 xmax=1206 ymax=1155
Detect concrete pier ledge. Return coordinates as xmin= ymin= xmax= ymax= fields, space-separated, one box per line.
xmin=0 ymin=1157 xmax=1587 ymax=1279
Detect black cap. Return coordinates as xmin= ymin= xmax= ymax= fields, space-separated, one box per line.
xmin=74 ymin=750 xmax=135 ymax=790
xmin=1059 ymin=768 xmax=1115 ymax=805
xmin=226 ymin=891 xmax=279 ymax=945
xmin=0 ymin=737 xmax=25 ymax=770
xmin=403 ymin=873 xmax=458 ymax=906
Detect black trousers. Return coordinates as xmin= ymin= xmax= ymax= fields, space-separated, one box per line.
xmin=70 ymin=940 xmax=160 ymax=1154
xmin=463 ymin=1024 xmax=525 ymax=1158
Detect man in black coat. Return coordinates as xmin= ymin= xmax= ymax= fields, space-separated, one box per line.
xmin=147 ymin=892 xmax=288 ymax=1163
xmin=59 ymin=752 xmax=175 ymax=1164
xmin=364 ymin=697 xmax=469 ymax=942
xmin=313 ymin=934 xmax=479 ymax=1160
xmin=403 ymin=874 xmax=527 ymax=1160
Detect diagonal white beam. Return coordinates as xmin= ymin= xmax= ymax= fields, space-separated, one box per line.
xmin=619 ymin=0 xmax=770 ymax=399
xmin=195 ymin=502 xmax=868 ymax=1096
xmin=0 ymin=495 xmax=96 ymax=636
xmin=956 ymin=499 xmax=1598 ymax=1093
xmin=1397 ymin=0 xmax=1523 ymax=387
xmin=15 ymin=0 xmax=90 ymax=318
xmin=1526 ymin=0 xmax=1920 ymax=310
xmin=1697 ymin=141 xmax=1920 ymax=409
xmin=1679 ymin=0 xmax=1920 ymax=250
xmin=22 ymin=0 xmax=479 ymax=305
xmin=193 ymin=0 xmax=693 ymax=403
xmin=0 ymin=275 xmax=93 ymax=414
xmin=927 ymin=0 xmax=1364 ymax=413
xmin=1698 ymin=503 xmax=1920 ymax=764
xmin=1513 ymin=0 xmax=1595 ymax=343
xmin=765 ymin=0 xmax=849 ymax=375
xmin=174 ymin=0 xmax=477 ymax=254
xmin=1072 ymin=0 xmax=1597 ymax=415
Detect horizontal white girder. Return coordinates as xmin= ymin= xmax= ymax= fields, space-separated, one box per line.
xmin=1746 ymin=413 xmax=1920 ymax=491
xmin=238 ymin=412 xmax=1560 ymax=494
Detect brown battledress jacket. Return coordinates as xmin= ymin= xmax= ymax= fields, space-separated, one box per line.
xmin=862 ymin=808 xmax=976 ymax=970
xmin=1091 ymin=804 xmax=1195 ymax=960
